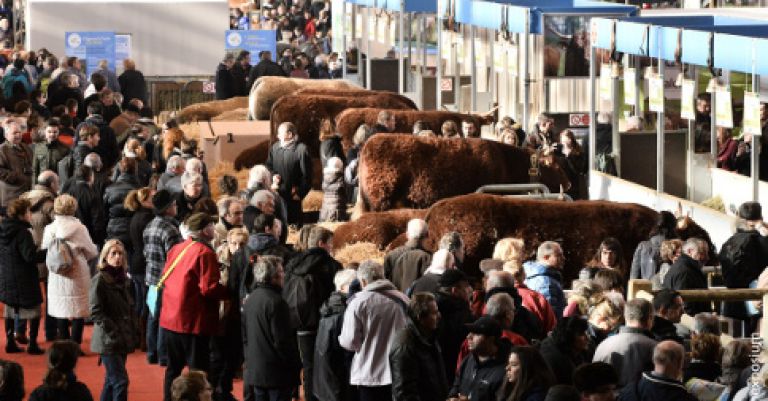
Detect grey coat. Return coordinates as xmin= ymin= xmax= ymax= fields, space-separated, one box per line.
xmin=89 ymin=271 xmax=137 ymax=355
xmin=319 ymin=170 xmax=347 ymax=222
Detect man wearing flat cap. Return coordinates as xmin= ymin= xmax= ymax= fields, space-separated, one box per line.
xmin=159 ymin=212 xmax=228 ymax=401
xmin=448 ymin=316 xmax=511 ymax=401
xmin=718 ymin=201 xmax=768 ymax=333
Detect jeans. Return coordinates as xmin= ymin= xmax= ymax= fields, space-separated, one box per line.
xmin=146 ymin=294 xmax=167 ymax=364
xmin=57 ymin=318 xmax=84 ymax=344
xmin=100 ymin=353 xmax=129 ymax=401
xmin=251 ymin=386 xmax=292 ymax=401
xmin=164 ymin=330 xmax=210 ymax=401
xmin=297 ymin=333 xmax=317 ymax=401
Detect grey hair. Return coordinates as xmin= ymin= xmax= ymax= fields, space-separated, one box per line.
xmin=536 ymin=241 xmax=562 ymax=261
xmin=216 ymin=196 xmax=241 ymax=217
xmin=181 ymin=172 xmax=203 ymax=188
xmin=439 ymin=231 xmax=464 ymax=253
xmin=353 ymin=124 xmax=372 ymax=146
xmin=247 ymin=165 xmax=272 ymax=190
xmin=376 ymin=110 xmax=393 ymax=125
xmin=185 ymin=157 xmax=203 ymax=174
xmin=406 ymin=219 xmax=428 ymax=241
xmin=84 ymin=153 xmax=102 ymax=171
xmin=334 ymin=269 xmax=357 ymax=292
xmin=485 ymin=271 xmax=516 ymax=292
xmin=37 ymin=170 xmax=58 ymax=188
xmin=357 ymin=260 xmax=384 ymax=284
xmin=166 ymin=155 xmax=185 ymax=173
xmin=693 ymin=313 xmax=722 ymax=335
xmin=250 ymin=189 xmax=274 ymax=207
xmin=682 ymin=238 xmax=707 ymax=254
xmin=537 ymin=113 xmax=552 ymax=125
xmin=625 ymin=298 xmax=654 ymax=323
xmin=486 ymin=293 xmax=515 ymax=319
xmin=253 ymin=255 xmax=283 ymax=284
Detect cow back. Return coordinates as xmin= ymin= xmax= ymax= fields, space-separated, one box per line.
xmin=248 ymin=76 xmax=358 ymax=120
xmin=332 ymin=208 xmax=427 ymax=251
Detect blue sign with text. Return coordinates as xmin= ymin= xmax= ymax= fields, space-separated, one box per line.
xmin=65 ymin=31 xmax=116 ymax=75
xmin=225 ymin=30 xmax=277 ymax=64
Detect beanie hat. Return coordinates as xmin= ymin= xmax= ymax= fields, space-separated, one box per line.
xmin=152 ymin=190 xmax=175 ymax=214
xmin=739 ymin=201 xmax=762 ymax=221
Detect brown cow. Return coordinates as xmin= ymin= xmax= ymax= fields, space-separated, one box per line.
xmin=358 ymin=134 xmax=571 ymax=211
xmin=175 ymin=96 xmax=249 ymax=123
xmin=269 ymin=93 xmax=417 ymax=159
xmin=334 ymin=108 xmax=495 ymax=151
xmin=248 ymin=76 xmax=359 ymax=120
xmin=332 ymin=208 xmax=427 ymax=253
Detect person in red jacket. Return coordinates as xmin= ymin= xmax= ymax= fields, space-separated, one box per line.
xmin=159 ymin=212 xmax=228 ymax=401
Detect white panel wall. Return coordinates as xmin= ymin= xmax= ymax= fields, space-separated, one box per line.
xmin=27 ymin=0 xmax=228 ymax=77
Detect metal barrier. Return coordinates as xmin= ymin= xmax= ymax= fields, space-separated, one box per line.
xmin=475 ymin=183 xmax=552 ymax=195
xmin=145 ymin=76 xmax=215 ymax=121
xmin=180 ymin=81 xmax=215 ymax=109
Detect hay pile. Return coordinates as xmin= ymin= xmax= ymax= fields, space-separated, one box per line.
xmin=302 ymin=190 xmax=323 ymax=212
xmin=213 ymin=108 xmax=249 ymax=121
xmin=333 ymin=242 xmax=386 ymax=266
xmin=208 ymin=161 xmax=250 ymax=200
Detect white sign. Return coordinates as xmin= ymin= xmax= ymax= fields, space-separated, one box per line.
xmin=680 ymin=79 xmax=696 ymax=120
xmin=744 ymin=91 xmax=762 ymax=136
xmin=624 ymin=68 xmax=636 ymax=106
xmin=716 ymin=87 xmax=734 ymax=129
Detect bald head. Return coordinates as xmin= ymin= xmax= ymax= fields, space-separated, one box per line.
xmin=653 ymin=341 xmax=685 ymax=379
xmin=37 ymin=170 xmax=60 ymax=193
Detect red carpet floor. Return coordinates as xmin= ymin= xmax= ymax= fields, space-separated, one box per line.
xmin=2 ymin=324 xmax=245 ymax=401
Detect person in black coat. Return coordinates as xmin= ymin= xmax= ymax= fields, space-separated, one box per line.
xmin=242 ymin=255 xmax=301 ymax=401
xmin=247 ymin=51 xmax=287 ymax=92
xmin=64 ymin=165 xmax=106 ymax=247
xmin=231 ymin=50 xmax=251 ymax=97
xmin=175 ymin=172 xmax=204 ymax=223
xmin=538 ymin=316 xmax=589 ymax=385
xmin=266 ymin=122 xmax=312 ymax=226
xmin=125 ymin=188 xmax=154 ymax=347
xmin=434 ymin=270 xmax=473 ymax=385
xmin=449 ymin=317 xmax=511 ymax=401
xmin=103 ymin=158 xmax=139 ymax=246
xmin=662 ymin=238 xmax=712 ymax=316
xmin=319 ymin=120 xmax=346 ymax=168
xmin=390 ymin=293 xmax=449 ymax=401
xmin=29 ymin=340 xmax=94 ymax=401
xmin=0 ymin=198 xmax=46 ymax=354
xmin=618 ymin=341 xmax=698 ymax=401
xmin=215 ymin=54 xmax=235 ymax=101
xmin=118 ymin=59 xmax=148 ymax=109
xmin=76 ymin=102 xmax=120 ymax=172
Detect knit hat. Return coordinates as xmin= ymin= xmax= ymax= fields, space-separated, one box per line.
xmin=465 ymin=316 xmax=502 ymax=337
xmin=439 ymin=269 xmax=468 ymax=288
xmin=739 ymin=201 xmax=762 ymax=221
xmin=186 ymin=213 xmax=215 ymax=232
xmin=152 ymin=190 xmax=175 ymax=214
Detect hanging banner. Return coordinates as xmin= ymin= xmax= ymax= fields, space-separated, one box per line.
xmin=494 ymin=43 xmax=504 ymax=73
xmin=680 ymin=79 xmax=696 ymax=120
xmin=715 ymin=87 xmax=733 ymax=128
xmin=225 ymin=30 xmax=277 ymax=64
xmin=648 ymin=76 xmax=664 ymax=113
xmin=744 ymin=91 xmax=762 ymax=136
xmin=355 ymin=13 xmax=362 ymax=39
xmin=623 ymin=67 xmax=636 ymax=106
xmin=507 ymin=45 xmax=517 ymax=76
xmin=65 ymin=31 xmax=116 ymax=76
xmin=599 ymin=64 xmax=612 ymax=101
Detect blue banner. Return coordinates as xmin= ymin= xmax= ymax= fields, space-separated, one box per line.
xmin=225 ymin=30 xmax=277 ymax=64
xmin=65 ymin=31 xmax=116 ymax=76
xmin=115 ymin=34 xmax=131 ymax=73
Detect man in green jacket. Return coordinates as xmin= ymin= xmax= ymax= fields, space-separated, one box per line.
xmin=32 ymin=120 xmax=69 ymax=179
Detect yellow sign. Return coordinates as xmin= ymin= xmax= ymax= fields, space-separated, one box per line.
xmin=744 ymin=91 xmax=761 ymax=136
xmin=680 ymin=79 xmax=696 ymax=120
xmin=623 ymin=68 xmax=636 ymax=106
xmin=715 ymin=87 xmax=733 ymax=128
xmin=508 ymin=46 xmax=518 ymax=76
xmin=600 ymin=64 xmax=612 ymax=101
xmin=649 ymin=76 xmax=664 ymax=113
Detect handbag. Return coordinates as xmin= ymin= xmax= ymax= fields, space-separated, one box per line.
xmin=146 ymin=242 xmax=195 ymax=317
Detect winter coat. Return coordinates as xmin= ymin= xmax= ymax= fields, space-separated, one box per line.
xmin=435 ymin=291 xmax=473 ymax=384
xmin=0 ymin=218 xmax=44 ymax=308
xmin=319 ymin=170 xmax=347 ymax=222
xmin=109 ymin=112 xmax=137 ymax=147
xmin=118 ymin=69 xmax=148 ymax=108
xmin=103 ymin=174 xmax=139 ymax=246
xmin=128 ymin=207 xmax=153 ymax=277
xmin=449 ymin=339 xmax=511 ymax=401
xmin=592 ymin=326 xmax=658 ymax=388
xmin=42 ymin=215 xmax=99 ymax=319
xmin=630 ymin=234 xmax=666 ymax=280
xmin=523 ymin=261 xmax=566 ymax=319
xmin=538 ymin=335 xmax=585 ymax=385
xmin=283 ymin=247 xmax=342 ymax=331
xmin=230 ymin=63 xmax=250 ymax=97
xmin=231 ymin=232 xmax=294 ymax=302
xmin=384 ymin=240 xmax=432 ymax=292
xmin=69 ymin=142 xmax=93 ymax=181
xmin=247 ymin=59 xmax=288 ymax=90
xmin=157 ymin=172 xmax=182 ymax=194
xmin=214 ymin=63 xmax=234 ymax=100
xmin=617 ymin=372 xmax=698 ymax=401
xmin=29 ymin=380 xmax=94 ymax=401
xmin=265 ymin=141 xmax=313 ymax=203
xmin=159 ymin=239 xmax=228 ymax=336
xmin=313 ymin=291 xmax=352 ymax=401
xmin=32 ymin=140 xmax=69 ymax=179
xmin=63 ymin=179 xmax=106 ymax=246
xmin=242 ymin=283 xmax=302 ymax=388
xmin=516 ymin=284 xmax=558 ymax=334
xmin=732 ymin=382 xmax=768 ymax=401
xmin=339 ymin=279 xmax=409 ymax=386
xmin=0 ymin=141 xmax=33 ymax=207
xmin=662 ymin=254 xmax=712 ymax=316
xmin=320 ymin=137 xmax=346 ymax=168
xmin=78 ymin=115 xmax=119 ymax=170
xmin=651 ymin=315 xmax=683 ymax=344
xmin=390 ymin=321 xmax=449 ymax=401
xmin=21 ymin=186 xmax=56 ymax=279
xmin=89 ymin=270 xmax=136 ymax=355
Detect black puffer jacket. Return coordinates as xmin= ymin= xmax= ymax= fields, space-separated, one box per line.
xmin=128 ymin=207 xmax=153 ymax=277
xmin=449 ymin=339 xmax=511 ymax=401
xmin=0 ymin=218 xmax=44 ymax=308
xmin=283 ymin=247 xmax=342 ymax=331
xmin=313 ymin=291 xmax=352 ymax=401
xmin=103 ymin=173 xmax=139 ymax=247
xmin=231 ymin=232 xmax=295 ymax=302
xmin=64 ymin=179 xmax=106 ymax=246
xmin=390 ymin=321 xmax=449 ymax=401
xmin=435 ymin=291 xmax=473 ymax=384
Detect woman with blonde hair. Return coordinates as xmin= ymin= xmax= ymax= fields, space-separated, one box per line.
xmin=493 ymin=238 xmax=526 ymax=267
xmin=42 ymin=194 xmax=98 ymax=351
xmin=89 ymin=239 xmax=136 ymax=401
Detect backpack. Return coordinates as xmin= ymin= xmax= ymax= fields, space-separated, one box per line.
xmin=46 ymin=236 xmax=74 ymax=275
xmin=719 ymin=232 xmax=763 ymax=288
xmin=282 ymin=268 xmax=324 ymax=331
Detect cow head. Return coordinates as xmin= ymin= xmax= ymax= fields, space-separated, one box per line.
xmin=674 ymin=209 xmax=718 ymax=267
xmin=535 ymin=152 xmax=572 ymax=194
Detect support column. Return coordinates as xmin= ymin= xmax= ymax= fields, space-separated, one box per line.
xmin=657 ymin=62 xmax=666 ymax=193
xmin=470 ymin=25 xmax=477 ymax=112
xmin=398 ymin=2 xmax=405 ymax=94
